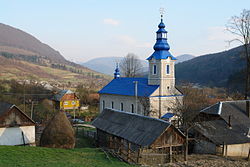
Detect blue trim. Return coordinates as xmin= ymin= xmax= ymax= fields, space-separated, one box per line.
xmin=147 ymin=17 xmax=177 ymax=60
xmin=150 ymin=94 xmax=184 ymax=97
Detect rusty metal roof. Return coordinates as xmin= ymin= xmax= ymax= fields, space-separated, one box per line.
xmin=92 ymin=108 xmax=179 ymax=147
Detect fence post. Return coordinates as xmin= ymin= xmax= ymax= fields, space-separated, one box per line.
xmin=127 ymin=142 xmax=131 ymax=162
xmin=169 ymin=145 xmax=172 ymax=163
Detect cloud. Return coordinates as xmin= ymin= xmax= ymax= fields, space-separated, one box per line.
xmin=103 ymin=18 xmax=119 ymax=26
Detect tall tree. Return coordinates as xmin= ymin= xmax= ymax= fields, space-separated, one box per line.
xmin=120 ymin=53 xmax=142 ymax=77
xmin=226 ymin=9 xmax=250 ymax=100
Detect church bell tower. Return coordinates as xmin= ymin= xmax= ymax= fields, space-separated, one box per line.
xmin=147 ymin=15 xmax=177 ymax=96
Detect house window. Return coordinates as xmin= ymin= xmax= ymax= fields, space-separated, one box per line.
xmin=120 ymin=103 xmax=124 ymax=111
xmin=102 ymin=100 xmax=105 ymax=109
xmin=131 ymin=104 xmax=134 ymax=113
xmin=153 ymin=64 xmax=157 ymax=75
xmin=166 ymin=65 xmax=170 ymax=74
xmin=111 ymin=101 xmax=114 ymax=109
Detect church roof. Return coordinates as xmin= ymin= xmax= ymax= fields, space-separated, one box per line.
xmin=98 ymin=77 xmax=159 ymax=97
xmin=147 ymin=17 xmax=177 ymax=60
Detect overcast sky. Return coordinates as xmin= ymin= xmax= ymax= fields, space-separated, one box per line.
xmin=0 ymin=0 xmax=249 ymax=62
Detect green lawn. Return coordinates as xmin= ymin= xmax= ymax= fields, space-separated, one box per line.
xmin=0 ymin=146 xmax=133 ymax=167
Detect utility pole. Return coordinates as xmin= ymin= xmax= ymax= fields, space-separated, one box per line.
xmin=133 ymin=81 xmax=138 ymax=114
xmin=30 ymin=101 xmax=34 ymax=119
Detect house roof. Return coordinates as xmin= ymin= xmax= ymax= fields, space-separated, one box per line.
xmin=52 ymin=89 xmax=74 ymax=101
xmin=0 ymin=101 xmax=35 ymax=124
xmin=92 ymin=108 xmax=182 ymax=147
xmin=195 ymin=100 xmax=250 ymax=145
xmin=200 ymin=100 xmax=250 ymax=125
xmin=98 ymin=77 xmax=159 ymax=97
xmin=161 ymin=113 xmax=175 ymax=119
xmin=0 ymin=102 xmax=13 ymax=117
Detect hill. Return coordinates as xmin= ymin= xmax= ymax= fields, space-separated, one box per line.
xmin=81 ymin=57 xmax=148 ymax=75
xmin=0 ymin=23 xmax=67 ymax=64
xmin=175 ymin=54 xmax=195 ymax=64
xmin=0 ymin=23 xmax=111 ymax=88
xmin=175 ymin=45 xmax=247 ymax=88
xmin=82 ymin=54 xmax=194 ymax=76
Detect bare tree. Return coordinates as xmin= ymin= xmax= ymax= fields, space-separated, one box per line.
xmin=120 ymin=53 xmax=143 ymax=77
xmin=138 ymin=96 xmax=157 ymax=116
xmin=226 ymin=9 xmax=250 ymax=100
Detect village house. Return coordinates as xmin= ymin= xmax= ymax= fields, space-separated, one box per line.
xmin=192 ymin=100 xmax=250 ymax=157
xmin=52 ymin=89 xmax=80 ymax=110
xmin=99 ymin=16 xmax=183 ymax=118
xmin=0 ymin=102 xmax=35 ymax=146
xmin=92 ymin=108 xmax=186 ymax=165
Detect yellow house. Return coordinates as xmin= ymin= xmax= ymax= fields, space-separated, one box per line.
xmin=52 ymin=90 xmax=80 ymax=110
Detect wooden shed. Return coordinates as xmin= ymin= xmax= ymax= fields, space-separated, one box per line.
xmin=0 ymin=102 xmax=36 ymax=146
xmin=92 ymin=108 xmax=186 ymax=165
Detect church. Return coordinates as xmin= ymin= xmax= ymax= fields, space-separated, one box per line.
xmin=98 ymin=16 xmax=183 ymax=119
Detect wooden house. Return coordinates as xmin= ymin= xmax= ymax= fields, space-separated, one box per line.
xmin=52 ymin=90 xmax=80 ymax=110
xmin=92 ymin=108 xmax=186 ymax=165
xmin=0 ymin=102 xmax=35 ymax=146
xmin=193 ymin=100 xmax=250 ymax=157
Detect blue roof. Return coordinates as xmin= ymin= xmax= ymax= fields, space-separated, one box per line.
xmin=147 ymin=18 xmax=177 ymax=60
xmin=161 ymin=113 xmax=175 ymax=119
xmin=147 ymin=50 xmax=177 ymax=60
xmin=98 ymin=77 xmax=159 ymax=97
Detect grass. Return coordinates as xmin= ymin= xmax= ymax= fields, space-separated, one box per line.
xmin=0 ymin=146 xmax=133 ymax=167
xmin=74 ymin=127 xmax=96 ymax=148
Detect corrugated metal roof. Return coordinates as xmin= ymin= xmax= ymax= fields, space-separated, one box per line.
xmin=92 ymin=108 xmax=172 ymax=147
xmin=52 ymin=90 xmax=73 ymax=101
xmin=98 ymin=77 xmax=159 ymax=97
xmin=196 ymin=100 xmax=250 ymax=145
xmin=0 ymin=102 xmax=13 ymax=117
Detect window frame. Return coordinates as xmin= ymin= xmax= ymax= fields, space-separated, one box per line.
xmin=152 ymin=64 xmax=157 ymax=75
xmin=166 ymin=64 xmax=170 ymax=75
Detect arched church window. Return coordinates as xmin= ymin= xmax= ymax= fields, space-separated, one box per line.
xmin=153 ymin=65 xmax=157 ymax=75
xmin=111 ymin=101 xmax=114 ymax=109
xmin=166 ymin=65 xmax=170 ymax=74
xmin=103 ymin=100 xmax=105 ymax=109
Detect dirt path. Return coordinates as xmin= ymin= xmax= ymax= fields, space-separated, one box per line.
xmin=165 ymin=154 xmax=250 ymax=167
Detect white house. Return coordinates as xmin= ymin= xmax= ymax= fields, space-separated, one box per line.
xmin=99 ymin=16 xmax=183 ymax=118
xmin=0 ymin=102 xmax=36 ymax=146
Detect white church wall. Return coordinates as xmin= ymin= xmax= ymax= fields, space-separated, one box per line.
xmin=149 ymin=95 xmax=183 ymax=118
xmin=0 ymin=126 xmax=35 ymax=146
xmin=100 ymin=94 xmax=144 ymax=115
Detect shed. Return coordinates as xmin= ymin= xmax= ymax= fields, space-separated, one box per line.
xmin=193 ymin=100 xmax=250 ymax=157
xmin=92 ymin=108 xmax=185 ymax=165
xmin=0 ymin=102 xmax=36 ymax=146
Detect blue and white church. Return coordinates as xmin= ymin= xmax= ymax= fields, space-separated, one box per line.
xmin=99 ymin=16 xmax=183 ymax=119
